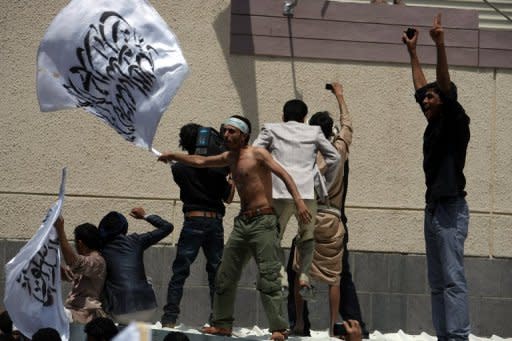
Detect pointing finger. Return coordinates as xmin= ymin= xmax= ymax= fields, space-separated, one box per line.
xmin=434 ymin=13 xmax=441 ymax=27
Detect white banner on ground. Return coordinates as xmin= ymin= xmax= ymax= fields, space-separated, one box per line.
xmin=4 ymin=169 xmax=69 ymax=341
xmin=37 ymin=0 xmax=189 ymax=150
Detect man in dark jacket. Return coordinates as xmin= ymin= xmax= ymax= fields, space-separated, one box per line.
xmin=99 ymin=207 xmax=173 ymax=324
xmin=161 ymin=123 xmax=234 ymax=328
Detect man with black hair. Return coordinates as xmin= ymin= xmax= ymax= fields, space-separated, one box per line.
xmin=288 ymin=82 xmax=368 ymax=337
xmin=99 ymin=207 xmax=174 ymax=324
xmin=31 ymin=328 xmax=61 ymax=341
xmin=54 ymin=216 xmax=106 ymax=325
xmin=160 ymin=123 xmax=234 ymax=328
xmin=253 ymin=99 xmax=340 ymax=298
xmin=158 ymin=115 xmax=311 ymax=341
xmin=403 ymin=14 xmax=471 ymax=340
xmin=163 ymin=331 xmax=190 ymax=341
xmin=293 ymin=82 xmax=351 ymax=336
xmin=83 ymin=317 xmax=118 ymax=341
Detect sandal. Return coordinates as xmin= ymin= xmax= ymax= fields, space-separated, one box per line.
xmin=201 ymin=325 xmax=232 ymax=337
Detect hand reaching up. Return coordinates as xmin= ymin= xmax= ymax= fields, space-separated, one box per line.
xmin=430 ymin=13 xmax=445 ymax=46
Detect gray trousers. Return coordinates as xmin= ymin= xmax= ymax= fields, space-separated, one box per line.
xmin=424 ymin=196 xmax=470 ymax=341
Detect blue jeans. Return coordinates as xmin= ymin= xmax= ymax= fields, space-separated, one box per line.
xmin=424 ymin=197 xmax=470 ymax=341
xmin=161 ymin=217 xmax=224 ymax=324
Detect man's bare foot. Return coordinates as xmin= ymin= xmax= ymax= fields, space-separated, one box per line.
xmin=201 ymin=325 xmax=232 ymax=336
xmin=270 ymin=329 xmax=289 ymax=340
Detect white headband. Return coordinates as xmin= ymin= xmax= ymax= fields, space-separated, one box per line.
xmin=224 ymin=117 xmax=249 ymax=134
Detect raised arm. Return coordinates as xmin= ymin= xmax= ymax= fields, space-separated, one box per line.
xmin=330 ymin=82 xmax=353 ymax=156
xmin=256 ymin=148 xmax=312 ymax=224
xmin=402 ymin=28 xmax=427 ymax=91
xmin=158 ymin=151 xmax=230 ymax=168
xmin=54 ymin=215 xmax=79 ymax=266
xmin=130 ymin=207 xmax=174 ymax=249
xmin=430 ymin=13 xmax=451 ymax=94
xmin=332 ymin=83 xmax=351 ymax=130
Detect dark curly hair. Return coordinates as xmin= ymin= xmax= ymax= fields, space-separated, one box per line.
xmin=179 ymin=123 xmax=201 ymax=154
xmin=309 ymin=111 xmax=333 ymax=139
xmin=84 ymin=317 xmax=119 ymax=341
xmin=163 ymin=331 xmax=190 ymax=341
xmin=283 ymin=99 xmax=308 ymax=122
xmin=32 ymin=328 xmax=61 ymax=341
xmin=74 ymin=223 xmax=101 ymax=251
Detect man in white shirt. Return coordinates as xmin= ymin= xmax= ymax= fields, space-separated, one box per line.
xmin=253 ymin=99 xmax=340 ymax=296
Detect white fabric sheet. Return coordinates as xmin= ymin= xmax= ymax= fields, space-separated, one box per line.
xmin=37 ymin=0 xmax=189 ymax=149
xmin=153 ymin=322 xmax=511 ymax=341
xmin=4 ymin=169 xmax=69 ymax=341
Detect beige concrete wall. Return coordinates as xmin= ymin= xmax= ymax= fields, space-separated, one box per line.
xmin=1 ymin=0 xmax=510 ymax=258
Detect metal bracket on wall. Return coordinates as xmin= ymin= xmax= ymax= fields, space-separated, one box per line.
xmin=283 ymin=0 xmax=299 ymax=16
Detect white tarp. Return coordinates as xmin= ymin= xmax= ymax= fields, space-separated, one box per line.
xmin=4 ymin=169 xmax=69 ymax=341
xmin=153 ymin=323 xmax=511 ymax=341
xmin=37 ymin=0 xmax=189 ymax=149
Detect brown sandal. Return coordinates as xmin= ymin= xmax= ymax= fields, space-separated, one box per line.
xmin=201 ymin=325 xmax=232 ymax=337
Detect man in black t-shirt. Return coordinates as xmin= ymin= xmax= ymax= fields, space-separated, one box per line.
xmin=161 ymin=123 xmax=234 ymax=327
xmin=403 ymin=14 xmax=470 ymax=341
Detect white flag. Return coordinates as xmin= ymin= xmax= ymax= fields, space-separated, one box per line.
xmin=37 ymin=0 xmax=189 ymax=149
xmin=4 ymin=169 xmax=69 ymax=341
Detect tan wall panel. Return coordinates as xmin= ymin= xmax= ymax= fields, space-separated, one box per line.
xmin=494 ymin=69 xmax=512 ymax=213
xmin=465 ymin=214 xmax=492 ymax=258
xmin=0 ymin=0 xmax=510 ymax=257
xmin=0 ymin=194 xmax=177 ymax=244
xmin=346 ymin=208 xmax=425 ymax=253
xmin=346 ymin=209 xmax=498 ymax=257
xmin=453 ymin=68 xmax=495 ymax=213
xmin=493 ymin=215 xmax=512 ymax=258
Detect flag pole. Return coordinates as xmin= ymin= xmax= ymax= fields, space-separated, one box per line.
xmin=151 ymin=147 xmax=162 ymax=157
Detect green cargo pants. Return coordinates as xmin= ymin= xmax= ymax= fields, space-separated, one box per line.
xmin=212 ymin=213 xmax=288 ymax=331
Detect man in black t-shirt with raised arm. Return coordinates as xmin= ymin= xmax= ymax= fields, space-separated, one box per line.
xmin=161 ymin=123 xmax=234 ymax=328
xmin=403 ymin=14 xmax=471 ymax=341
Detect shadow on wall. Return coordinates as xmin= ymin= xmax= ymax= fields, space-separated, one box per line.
xmin=212 ymin=3 xmax=260 ymax=136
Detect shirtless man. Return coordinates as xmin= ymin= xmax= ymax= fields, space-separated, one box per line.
xmin=158 ymin=115 xmax=311 ymax=341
